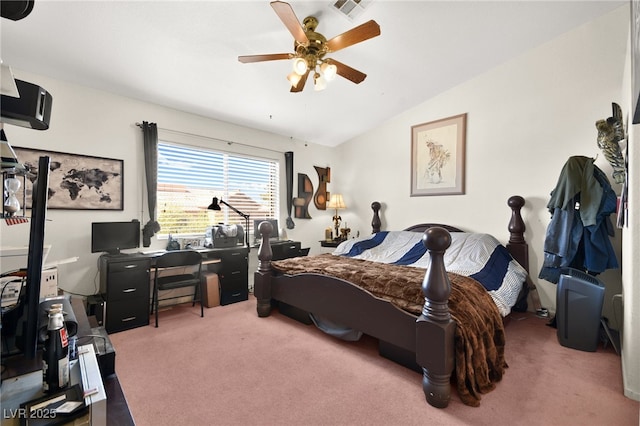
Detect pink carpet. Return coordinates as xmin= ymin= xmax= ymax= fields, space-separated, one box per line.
xmin=109 ymin=300 xmax=639 ymax=425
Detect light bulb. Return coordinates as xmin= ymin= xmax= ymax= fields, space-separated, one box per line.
xmin=292 ymin=58 xmax=308 ymax=76
xmin=287 ymin=72 xmax=302 ymax=88
xmin=321 ymin=62 xmax=337 ymax=81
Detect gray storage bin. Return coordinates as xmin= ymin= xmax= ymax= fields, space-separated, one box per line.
xmin=556 ymin=268 xmax=605 ymax=352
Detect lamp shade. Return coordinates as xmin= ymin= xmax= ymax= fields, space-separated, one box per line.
xmin=320 ymin=62 xmax=337 ymax=81
xmin=313 ymin=73 xmax=327 ymax=91
xmin=326 ymin=194 xmax=346 ymax=210
xmin=207 ymin=197 xmax=221 ymax=211
xmin=292 ymin=58 xmax=308 ymax=76
xmin=287 ymin=72 xmax=303 ymax=88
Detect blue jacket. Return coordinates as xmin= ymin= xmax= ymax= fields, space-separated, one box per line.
xmin=539 ymin=159 xmax=618 ymax=283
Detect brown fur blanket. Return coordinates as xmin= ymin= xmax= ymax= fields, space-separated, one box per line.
xmin=271 ymin=254 xmax=507 ymax=407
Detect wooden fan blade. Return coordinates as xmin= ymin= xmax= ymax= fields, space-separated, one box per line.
xmin=290 ymin=70 xmax=310 ymax=92
xmin=326 ymin=20 xmax=380 ymax=53
xmin=238 ymin=53 xmax=291 ymax=63
xmin=271 ymin=1 xmax=308 ymax=45
xmin=326 ymin=59 xmax=367 ymax=84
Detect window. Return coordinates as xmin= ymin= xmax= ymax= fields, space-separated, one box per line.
xmin=157 ymin=142 xmax=279 ymax=238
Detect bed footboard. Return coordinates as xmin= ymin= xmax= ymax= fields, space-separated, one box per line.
xmin=415 ymin=227 xmax=456 ymax=408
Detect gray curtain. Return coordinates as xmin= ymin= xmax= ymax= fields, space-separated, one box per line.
xmin=141 ymin=121 xmax=160 ymax=246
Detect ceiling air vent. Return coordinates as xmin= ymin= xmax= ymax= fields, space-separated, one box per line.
xmin=330 ymin=0 xmax=373 ymax=21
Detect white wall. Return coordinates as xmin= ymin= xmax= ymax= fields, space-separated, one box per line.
xmin=336 ymin=5 xmax=637 ymax=400
xmin=0 ymin=73 xmax=339 ymax=297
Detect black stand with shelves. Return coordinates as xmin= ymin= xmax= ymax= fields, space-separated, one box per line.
xmin=99 ymin=255 xmax=150 ymax=333
xmin=213 ymin=246 xmax=249 ymax=305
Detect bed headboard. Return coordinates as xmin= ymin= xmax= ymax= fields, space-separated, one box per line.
xmin=369 ymin=202 xmax=464 ymax=234
xmin=369 ymin=195 xmax=529 ymax=272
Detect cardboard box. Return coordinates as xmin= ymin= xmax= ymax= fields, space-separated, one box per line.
xmin=202 ymin=272 xmax=220 ymax=308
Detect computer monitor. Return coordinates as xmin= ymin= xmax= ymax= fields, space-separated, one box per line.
xmin=253 ymin=219 xmax=279 ymax=243
xmin=91 ymin=220 xmax=140 ymax=255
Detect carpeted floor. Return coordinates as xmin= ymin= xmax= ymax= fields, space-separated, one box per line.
xmin=109 ymin=300 xmax=639 ymax=426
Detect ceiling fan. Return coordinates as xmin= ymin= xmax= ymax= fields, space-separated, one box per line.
xmin=238 ymin=1 xmax=381 ymax=93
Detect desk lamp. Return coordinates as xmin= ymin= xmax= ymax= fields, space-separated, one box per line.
xmin=208 ymin=197 xmax=250 ymax=249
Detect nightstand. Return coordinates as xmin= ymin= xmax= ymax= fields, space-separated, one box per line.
xmin=320 ymin=240 xmax=345 ymax=248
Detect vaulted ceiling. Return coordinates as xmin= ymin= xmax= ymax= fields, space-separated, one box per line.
xmin=1 ymin=1 xmax=626 ymax=146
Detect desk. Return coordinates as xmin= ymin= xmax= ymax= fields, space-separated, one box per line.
xmin=99 ymin=246 xmax=249 ymax=333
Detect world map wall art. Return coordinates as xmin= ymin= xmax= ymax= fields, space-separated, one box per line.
xmin=13 ymin=147 xmax=124 ymax=210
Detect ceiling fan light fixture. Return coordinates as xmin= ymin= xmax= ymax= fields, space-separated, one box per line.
xmin=292 ymin=57 xmax=308 ymax=75
xmin=237 ymin=2 xmax=379 ymax=92
xmin=287 ymin=71 xmax=303 ymax=88
xmin=320 ymin=62 xmax=337 ymax=81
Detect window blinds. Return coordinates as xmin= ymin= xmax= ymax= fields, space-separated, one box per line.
xmin=157 ymin=142 xmax=279 ymax=237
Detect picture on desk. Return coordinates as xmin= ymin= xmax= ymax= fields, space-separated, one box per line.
xmin=205 ymin=224 xmax=245 ymax=248
xmin=253 ymin=219 xmax=279 ymax=243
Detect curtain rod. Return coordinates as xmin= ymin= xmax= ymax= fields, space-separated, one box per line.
xmin=135 ymin=122 xmax=286 ymax=154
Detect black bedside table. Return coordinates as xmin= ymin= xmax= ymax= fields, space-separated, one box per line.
xmin=320 ymin=239 xmax=345 ymax=248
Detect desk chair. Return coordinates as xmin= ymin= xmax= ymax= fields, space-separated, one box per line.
xmin=151 ymin=250 xmax=204 ymax=327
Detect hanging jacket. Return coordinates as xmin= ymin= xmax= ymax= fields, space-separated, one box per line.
xmin=546 ymin=156 xmax=602 ymax=226
xmin=539 ymin=156 xmax=618 ymax=283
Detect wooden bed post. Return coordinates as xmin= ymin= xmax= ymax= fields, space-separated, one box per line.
xmin=371 ymin=201 xmax=381 ymax=233
xmin=506 ymin=195 xmax=528 ymax=271
xmin=506 ymin=195 xmax=544 ymax=313
xmin=415 ymin=227 xmax=456 ymax=408
xmin=254 ymin=221 xmax=274 ymax=317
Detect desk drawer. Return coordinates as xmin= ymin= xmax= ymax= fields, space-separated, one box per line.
xmin=105 ymin=297 xmax=149 ymax=333
xmin=219 ymin=266 xmax=247 ymax=281
xmin=106 ymin=273 xmax=149 ymax=302
xmin=219 ymin=278 xmax=248 ymax=305
xmin=219 ymin=250 xmax=247 ymax=267
xmin=220 ymin=289 xmax=248 ymax=305
xmin=108 ymin=258 xmax=150 ymax=274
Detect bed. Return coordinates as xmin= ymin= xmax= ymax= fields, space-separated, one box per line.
xmin=253 ymin=195 xmax=531 ymax=408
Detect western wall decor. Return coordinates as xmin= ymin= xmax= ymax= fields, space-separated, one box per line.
xmin=294 ymin=173 xmax=313 ymax=219
xmin=313 ymin=165 xmax=330 ymax=210
xmin=284 ymin=151 xmax=295 ymax=229
xmin=13 ymin=147 xmax=124 ymax=210
xmin=595 ymin=102 xmax=626 ymax=184
xmin=410 ymin=113 xmax=466 ymax=196
xmin=632 ymin=0 xmax=640 ymax=124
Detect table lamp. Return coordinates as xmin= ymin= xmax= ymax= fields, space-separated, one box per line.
xmin=326 ymin=194 xmax=346 ymax=240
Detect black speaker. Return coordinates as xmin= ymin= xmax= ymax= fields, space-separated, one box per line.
xmin=1 ymin=79 xmax=53 ymax=130
xmin=1 ymin=1 xmax=35 ymax=21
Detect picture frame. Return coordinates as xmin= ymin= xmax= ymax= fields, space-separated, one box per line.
xmin=410 ymin=113 xmax=466 ymax=196
xmin=13 ymin=147 xmax=124 ymax=210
